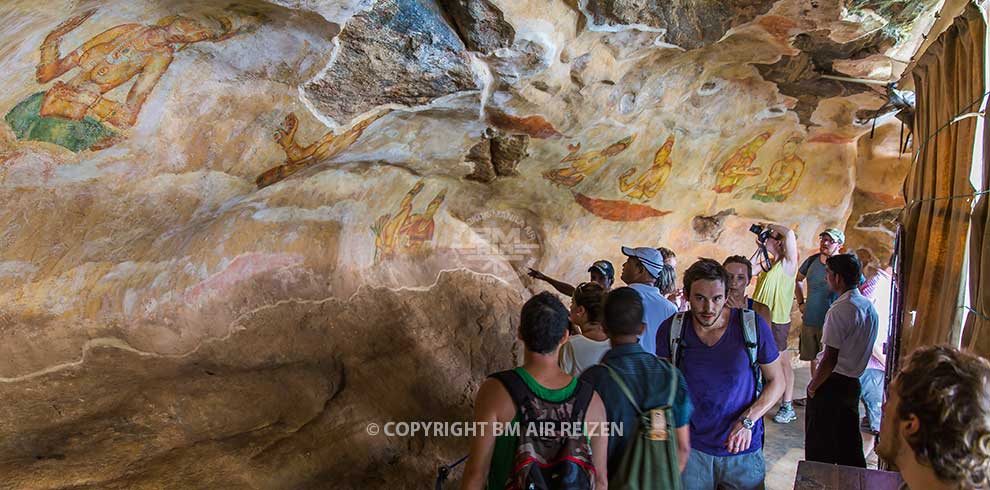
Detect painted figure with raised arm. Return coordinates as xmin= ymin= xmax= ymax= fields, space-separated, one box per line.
xmin=5 ymin=9 xmax=253 ymax=152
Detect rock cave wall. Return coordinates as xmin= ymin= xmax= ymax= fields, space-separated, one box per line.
xmin=0 ymin=0 xmax=927 ymax=487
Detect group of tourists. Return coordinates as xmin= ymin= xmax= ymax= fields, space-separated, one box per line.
xmin=459 ymin=224 xmax=990 ymax=490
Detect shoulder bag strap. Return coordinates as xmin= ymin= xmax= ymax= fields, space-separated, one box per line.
xmin=602 ymin=363 xmax=643 ymax=414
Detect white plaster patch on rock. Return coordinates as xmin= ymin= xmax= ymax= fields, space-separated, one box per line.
xmin=855 ymin=222 xmax=898 ymax=237
xmin=298 ymin=34 xmax=345 ymax=129
xmin=756 ymin=106 xmax=789 ymax=120
xmin=100 ymin=261 xmax=143 ymax=282
xmin=0 ymin=261 xmax=38 ymax=280
xmin=136 ymin=171 xmax=250 ymax=200
xmin=832 ymin=54 xmax=896 ymax=82
xmin=266 ymin=0 xmax=374 ymax=27
xmin=512 ymin=18 xmax=561 ymax=66
xmin=123 ymin=288 xmax=138 ymax=317
xmin=576 ymin=0 xmax=666 ymax=34
xmin=252 ymin=205 xmax=350 ymax=223
xmin=619 ymin=92 xmax=637 ymax=114
xmin=470 ymin=52 xmax=496 ymax=117
xmin=181 ymin=252 xmax=306 ymax=307
xmin=652 ymin=34 xmax=680 ymax=50
xmin=151 ymin=269 xmax=173 ymax=290
xmin=183 ymin=261 xmax=210 ymax=282
xmin=840 ymin=7 xmax=889 ymax=32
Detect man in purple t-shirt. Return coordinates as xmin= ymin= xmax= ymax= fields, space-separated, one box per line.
xmin=656 ymin=259 xmax=785 ymax=490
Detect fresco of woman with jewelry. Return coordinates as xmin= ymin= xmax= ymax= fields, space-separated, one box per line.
xmin=4 ymin=8 xmax=258 ymax=152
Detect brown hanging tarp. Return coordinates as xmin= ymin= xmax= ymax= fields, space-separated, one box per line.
xmin=901 ymin=4 xmax=986 ymax=356
xmin=962 ymin=79 xmax=990 ymax=358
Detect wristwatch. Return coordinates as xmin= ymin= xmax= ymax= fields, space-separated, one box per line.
xmin=740 ymin=417 xmax=755 ymax=430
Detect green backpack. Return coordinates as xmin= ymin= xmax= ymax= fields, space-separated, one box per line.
xmin=602 ymin=360 xmax=682 ymax=490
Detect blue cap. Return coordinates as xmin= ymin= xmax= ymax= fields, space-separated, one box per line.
xmin=621 ymin=246 xmax=664 ymax=278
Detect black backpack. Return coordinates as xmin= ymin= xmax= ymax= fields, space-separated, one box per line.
xmin=490 ymin=370 xmax=597 ymax=490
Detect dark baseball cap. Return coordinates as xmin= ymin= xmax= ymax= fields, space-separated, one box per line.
xmin=588 ymin=260 xmax=615 ymax=282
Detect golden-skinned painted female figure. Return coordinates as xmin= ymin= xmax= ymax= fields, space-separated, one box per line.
xmin=255 ymin=109 xmax=390 ymax=188
xmin=618 ymin=134 xmax=675 ymax=201
xmin=372 ymin=182 xmax=446 ymax=262
xmin=4 ymin=9 xmax=251 ymax=152
xmin=713 ymin=131 xmax=773 ymax=193
xmin=542 ymin=135 xmax=635 ymax=187
xmin=752 ymin=138 xmax=805 ymax=202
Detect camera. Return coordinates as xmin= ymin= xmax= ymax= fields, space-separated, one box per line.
xmin=749 ymin=224 xmax=773 ymax=243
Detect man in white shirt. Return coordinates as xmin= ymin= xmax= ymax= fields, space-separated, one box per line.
xmin=619 ymin=246 xmax=678 ymax=355
xmin=804 ymin=254 xmax=878 ymax=467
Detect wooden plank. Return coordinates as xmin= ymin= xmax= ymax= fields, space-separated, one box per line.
xmin=794 ymin=460 xmax=904 ymax=490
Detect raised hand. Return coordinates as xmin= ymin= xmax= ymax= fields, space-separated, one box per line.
xmin=527 ymin=268 xmax=547 ymax=281
xmin=51 ymin=9 xmax=97 ymax=37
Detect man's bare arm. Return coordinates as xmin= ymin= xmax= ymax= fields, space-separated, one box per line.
xmin=36 ymin=10 xmax=99 ymax=82
xmin=675 ymin=425 xmax=691 ymax=473
xmin=794 ymin=271 xmax=807 ymax=309
xmin=726 ymin=358 xmax=785 ymax=453
xmin=752 ymin=300 xmax=772 ymax=327
xmin=744 ymin=358 xmax=785 ymax=421
xmin=766 ymin=223 xmax=798 ymax=266
xmin=871 ymin=339 xmax=885 ymax=365
xmin=586 ymin=392 xmax=608 ymax=489
xmin=527 ymin=269 xmax=576 ymax=297
xmin=807 ymin=346 xmax=839 ymax=397
xmin=460 ymin=379 xmax=507 ymax=490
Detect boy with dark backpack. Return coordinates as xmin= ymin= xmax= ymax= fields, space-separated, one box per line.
xmin=461 ymin=292 xmax=609 ymax=490
xmin=655 ymin=259 xmax=784 ymax=490
xmin=580 ymin=287 xmax=693 ymax=489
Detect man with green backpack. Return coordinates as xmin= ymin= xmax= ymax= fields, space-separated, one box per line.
xmin=580 ymin=287 xmax=694 ymax=489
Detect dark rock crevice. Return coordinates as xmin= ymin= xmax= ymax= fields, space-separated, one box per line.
xmin=581 ymin=0 xmax=776 ymax=49
xmin=435 ymin=0 xmax=516 ymax=54
xmin=464 ymin=129 xmax=529 ymax=183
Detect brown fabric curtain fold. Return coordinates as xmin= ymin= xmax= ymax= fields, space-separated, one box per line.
xmin=901 ymin=4 xmax=986 ymax=356
xmin=962 ymin=96 xmax=990 ymax=357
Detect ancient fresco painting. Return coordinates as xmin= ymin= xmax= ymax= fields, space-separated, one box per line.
xmin=486 ymin=109 xmax=564 ymax=140
xmin=256 ymin=109 xmax=390 ymax=188
xmin=574 ymin=193 xmax=671 ymax=221
xmin=542 ymin=135 xmax=635 ymax=187
xmin=3 ymin=8 xmax=261 ymax=153
xmin=752 ymin=136 xmax=805 ymax=202
xmin=618 ymin=134 xmax=674 ymax=201
xmin=371 ymin=181 xmax=447 ymax=263
xmin=713 ymin=131 xmax=773 ymax=193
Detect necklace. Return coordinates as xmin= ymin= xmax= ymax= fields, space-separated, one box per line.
xmin=103 ymin=28 xmax=152 ymax=65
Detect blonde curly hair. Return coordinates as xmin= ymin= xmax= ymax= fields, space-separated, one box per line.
xmin=897 ymin=345 xmax=990 ymax=489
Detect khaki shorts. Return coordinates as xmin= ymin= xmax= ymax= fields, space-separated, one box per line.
xmin=771 ymin=322 xmax=791 ymax=352
xmin=800 ymin=326 xmax=823 ymax=361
